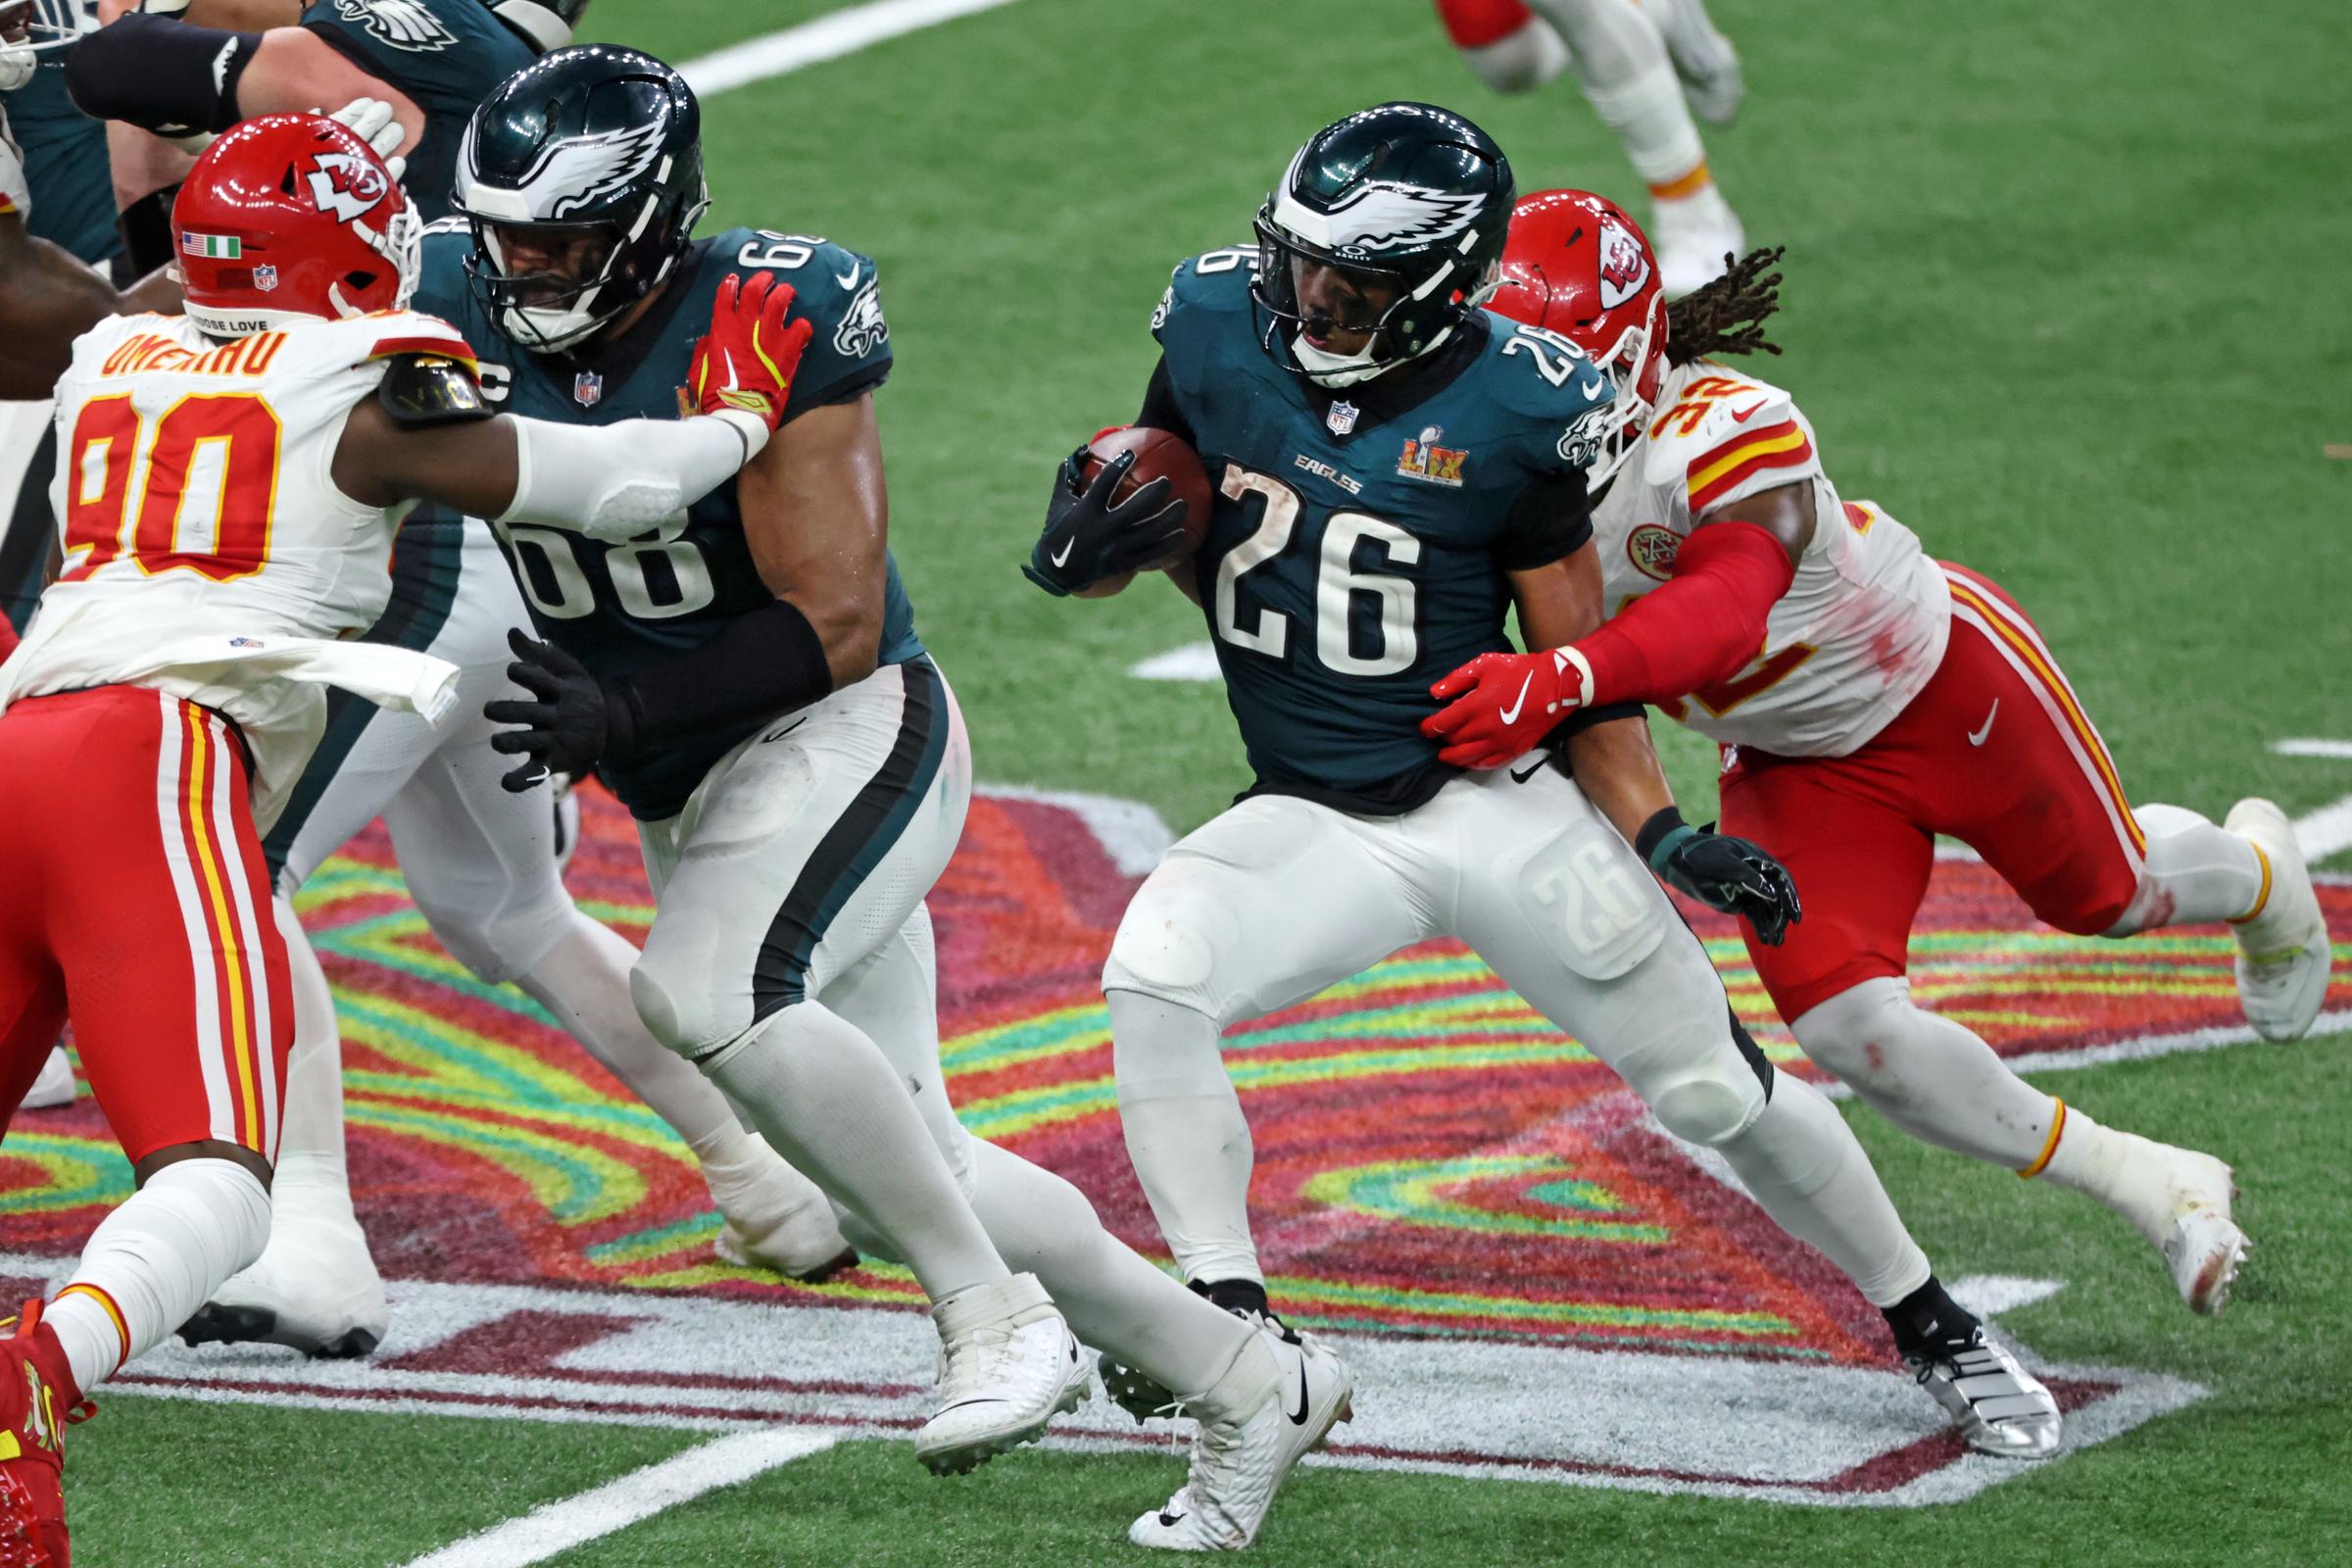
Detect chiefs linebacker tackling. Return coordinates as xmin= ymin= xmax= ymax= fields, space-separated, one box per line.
xmin=1428 ymin=190 xmax=2331 ymax=1321
xmin=0 ymin=111 xmax=804 ymax=1564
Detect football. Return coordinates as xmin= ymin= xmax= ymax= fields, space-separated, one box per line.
xmin=1077 ymin=424 xmax=1215 ymax=551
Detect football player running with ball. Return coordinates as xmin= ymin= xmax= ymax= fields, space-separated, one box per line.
xmin=0 ymin=111 xmax=800 ymax=1562
xmin=1028 ymin=102 xmax=2063 ymax=1497
xmin=448 ymin=49 xmax=1344 ymax=1530
xmin=1436 ymin=190 xmax=2330 ymax=1313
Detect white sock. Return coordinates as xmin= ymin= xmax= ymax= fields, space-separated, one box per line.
xmin=2110 ymin=803 xmax=2267 ymax=933
xmin=1530 ymin=0 xmax=1705 ymax=184
xmin=1792 ymin=977 xmax=2059 ymax=1169
xmin=1714 ymin=1073 xmax=1931 ymax=1308
xmin=1109 ymin=990 xmax=1262 ymax=1287
xmin=698 ymin=999 xmax=1006 ymax=1301
xmin=47 ymin=1159 xmax=270 ymax=1393
xmin=963 ymin=1141 xmax=1253 ymax=1401
xmin=2036 ymin=1104 xmax=2184 ymax=1246
xmin=267 ymin=896 xmax=358 ymax=1217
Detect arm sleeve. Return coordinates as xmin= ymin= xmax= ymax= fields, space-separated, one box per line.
xmin=64 ymin=15 xmax=261 ymax=134
xmin=498 ymin=411 xmax=769 ymax=542
xmin=1573 ymin=519 xmax=1798 ymax=703
xmin=1494 ymin=466 xmax=1594 ymax=571
xmin=1134 ymin=356 xmax=1197 ymax=446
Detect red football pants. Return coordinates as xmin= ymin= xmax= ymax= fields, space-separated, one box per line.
xmin=1720 ymin=564 xmax=2148 ymax=1023
xmin=1435 ymin=0 xmax=1538 ymax=49
xmin=0 ymin=686 xmax=291 ymax=1162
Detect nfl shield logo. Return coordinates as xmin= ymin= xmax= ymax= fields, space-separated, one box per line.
xmin=1327 ymin=400 xmax=1359 ymax=435
xmin=253 ymin=265 xmax=278 ymax=292
xmin=573 ymin=370 xmax=604 ymax=408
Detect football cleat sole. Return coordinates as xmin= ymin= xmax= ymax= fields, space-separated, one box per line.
xmin=178 ymin=1304 xmax=379 ymax=1361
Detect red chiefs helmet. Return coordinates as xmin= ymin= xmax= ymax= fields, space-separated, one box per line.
xmin=1492 ymin=189 xmax=1668 ymax=482
xmin=172 ymin=114 xmax=419 ymax=339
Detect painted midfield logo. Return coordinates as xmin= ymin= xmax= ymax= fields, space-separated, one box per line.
xmin=331 ymin=0 xmax=458 ymax=53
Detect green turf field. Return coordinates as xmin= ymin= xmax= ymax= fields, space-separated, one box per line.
xmin=16 ymin=0 xmax=2352 ymax=1563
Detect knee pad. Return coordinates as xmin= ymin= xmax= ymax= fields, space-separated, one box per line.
xmin=1648 ymin=1069 xmax=1767 ymax=1147
xmin=629 ymin=948 xmax=723 ymax=1060
xmin=413 ymin=874 xmax=574 ymax=985
xmin=1102 ymin=872 xmax=1240 ymax=1019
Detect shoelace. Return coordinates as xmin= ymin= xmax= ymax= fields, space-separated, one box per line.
xmin=936 ymin=1323 xmax=1021 ymax=1404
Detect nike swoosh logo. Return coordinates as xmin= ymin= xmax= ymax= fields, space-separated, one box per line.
xmin=1968 ymin=700 xmax=1998 ymax=747
xmin=1050 ymin=539 xmax=1074 ymax=567
xmin=1730 ymin=399 xmax=1769 ymax=423
xmin=1288 ymin=1360 xmax=1311 ymax=1425
xmin=1496 ymin=671 xmax=1534 ymax=726
xmin=835 ymin=263 xmax=860 ymax=290
xmin=760 ymin=716 xmax=808 ymax=745
xmin=1511 ymin=757 xmax=1546 ymax=784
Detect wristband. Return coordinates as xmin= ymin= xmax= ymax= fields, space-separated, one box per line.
xmin=1636 ymin=806 xmax=1695 ymax=873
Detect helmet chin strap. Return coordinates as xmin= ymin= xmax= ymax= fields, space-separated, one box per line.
xmin=1290 ymin=323 xmax=1453 ymax=389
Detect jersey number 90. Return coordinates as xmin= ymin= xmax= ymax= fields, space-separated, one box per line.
xmin=1214 ymin=466 xmax=1419 ymax=677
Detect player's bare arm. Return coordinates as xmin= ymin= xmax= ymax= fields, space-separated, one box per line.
xmin=0 ymin=216 xmax=178 ymax=399
xmin=1697 ymin=476 xmax=1814 ymax=564
xmin=738 ymin=394 xmax=890 ymax=685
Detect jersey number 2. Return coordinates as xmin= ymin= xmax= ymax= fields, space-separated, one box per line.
xmin=60 ymin=393 xmax=281 ymax=583
xmin=1216 ymin=466 xmax=1419 ymax=677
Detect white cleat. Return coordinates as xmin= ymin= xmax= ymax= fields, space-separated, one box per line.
xmin=1650 ymin=182 xmax=1744 ymax=299
xmin=20 ymin=1047 xmax=74 ymax=1110
xmin=1645 ymin=0 xmax=1744 ymax=124
xmin=181 ymin=1203 xmax=389 ymax=1359
xmin=2225 ymin=799 xmax=2331 ymax=1042
xmin=2146 ymin=1146 xmax=2247 ymax=1316
xmin=915 ymin=1273 xmax=1091 ymax=1476
xmin=706 ymin=1134 xmax=858 ymax=1281
xmin=1903 ymin=1330 xmax=2061 ymax=1458
xmin=1129 ymin=1323 xmax=1354 ymax=1552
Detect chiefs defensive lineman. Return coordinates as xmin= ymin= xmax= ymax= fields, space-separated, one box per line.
xmin=0 ymin=112 xmax=803 ymax=1561
xmin=1429 ymin=190 xmax=2331 ymax=1318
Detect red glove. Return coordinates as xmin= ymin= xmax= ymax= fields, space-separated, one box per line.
xmin=1422 ymin=644 xmax=1594 ymax=768
xmin=689 ymin=271 xmax=813 ymax=434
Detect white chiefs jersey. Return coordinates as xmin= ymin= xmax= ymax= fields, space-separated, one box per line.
xmin=0 ymin=310 xmax=469 ymax=827
xmin=1590 ymin=361 xmax=1951 ymax=757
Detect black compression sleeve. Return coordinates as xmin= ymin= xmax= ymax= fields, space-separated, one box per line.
xmin=1494 ymin=466 xmax=1595 ymax=571
xmin=1135 ymin=357 xmax=1197 ymax=446
xmin=604 ymin=597 xmax=836 ymax=757
xmin=65 ymin=15 xmax=261 ymax=135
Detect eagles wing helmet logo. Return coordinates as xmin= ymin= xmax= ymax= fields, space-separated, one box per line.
xmin=1322 ymin=182 xmax=1484 ymax=250
xmin=307 ymin=152 xmax=389 ymax=222
xmin=488 ymin=121 xmax=670 ymax=221
xmin=832 ymin=275 xmax=888 ymax=359
xmin=1596 ymin=212 xmax=1652 ymax=310
xmin=331 ymin=0 xmax=458 ymax=53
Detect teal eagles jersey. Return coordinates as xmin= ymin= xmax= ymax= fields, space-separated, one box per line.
xmin=2 ymin=55 xmax=122 ymax=266
xmin=413 ymin=222 xmax=921 ymax=820
xmin=302 ymin=0 xmax=536 ymax=221
xmin=1147 ymin=248 xmax=1612 ymax=811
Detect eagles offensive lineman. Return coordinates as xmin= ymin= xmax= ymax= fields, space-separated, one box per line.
xmin=438 ymin=50 xmax=1346 ymax=1535
xmin=1029 ymin=102 xmax=2063 ymax=1472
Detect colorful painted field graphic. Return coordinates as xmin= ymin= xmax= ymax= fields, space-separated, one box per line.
xmin=1 ymin=787 xmax=2341 ymax=1503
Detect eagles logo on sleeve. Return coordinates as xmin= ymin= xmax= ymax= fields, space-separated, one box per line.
xmin=330 ymin=0 xmax=459 ymax=53
xmin=831 ymin=274 xmax=888 ymax=359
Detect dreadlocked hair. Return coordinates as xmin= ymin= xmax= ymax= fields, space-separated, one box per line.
xmin=1665 ymin=245 xmax=1786 ymax=365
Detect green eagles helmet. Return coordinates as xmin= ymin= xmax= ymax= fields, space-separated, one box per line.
xmin=1253 ymin=101 xmax=1515 ymax=388
xmin=452 ymin=43 xmax=709 ymax=353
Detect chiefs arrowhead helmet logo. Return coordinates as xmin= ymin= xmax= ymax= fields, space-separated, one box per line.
xmin=306 ymin=152 xmax=390 ymax=224
xmin=1596 ymin=212 xmax=1652 ymax=311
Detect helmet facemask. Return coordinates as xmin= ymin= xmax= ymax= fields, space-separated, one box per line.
xmin=1251 ymin=211 xmax=1498 ymax=389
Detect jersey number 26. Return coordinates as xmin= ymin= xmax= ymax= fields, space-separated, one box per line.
xmin=1215 ymin=466 xmax=1419 ymax=677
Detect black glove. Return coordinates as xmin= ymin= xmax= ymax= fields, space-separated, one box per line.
xmin=483 ymin=627 xmax=637 ymax=793
xmin=1637 ymin=807 xmax=1803 ymax=947
xmin=1022 ymin=447 xmax=1191 ymax=596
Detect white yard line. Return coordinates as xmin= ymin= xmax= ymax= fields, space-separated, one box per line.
xmin=677 ymin=0 xmax=1028 ymax=97
xmin=399 ymin=1429 xmax=839 ymax=1568
xmin=2272 ymin=739 xmax=2352 ymax=760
